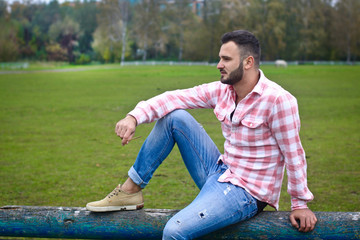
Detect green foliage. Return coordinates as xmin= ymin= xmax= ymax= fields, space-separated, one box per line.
xmin=91 ymin=24 xmax=122 ymax=63
xmin=102 ymin=48 xmax=111 ymax=63
xmin=0 ymin=19 xmax=19 ymax=62
xmin=0 ymin=0 xmax=7 ymax=18
xmin=0 ymin=65 xmax=359 ymax=212
xmin=48 ymin=16 xmax=82 ymax=63
xmin=333 ymin=0 xmax=360 ymax=62
xmin=45 ymin=43 xmax=67 ymax=61
xmin=73 ymin=0 xmax=98 ymax=53
xmin=31 ymin=1 xmax=61 ymax=34
xmin=2 ymin=0 xmax=360 ymax=63
xmin=75 ymin=54 xmax=91 ymax=65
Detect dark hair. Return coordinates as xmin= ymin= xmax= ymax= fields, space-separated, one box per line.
xmin=221 ymin=30 xmax=261 ymax=67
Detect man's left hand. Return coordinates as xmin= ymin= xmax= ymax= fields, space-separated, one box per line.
xmin=289 ymin=208 xmax=317 ymax=232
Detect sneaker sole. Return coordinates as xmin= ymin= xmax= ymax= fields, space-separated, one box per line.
xmin=86 ymin=203 xmax=144 ymax=212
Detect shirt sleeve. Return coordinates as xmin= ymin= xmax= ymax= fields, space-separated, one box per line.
xmin=269 ymin=92 xmax=314 ymax=210
xmin=128 ymin=82 xmax=220 ymax=125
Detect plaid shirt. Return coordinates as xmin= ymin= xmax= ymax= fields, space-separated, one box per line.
xmin=129 ymin=70 xmax=314 ymax=210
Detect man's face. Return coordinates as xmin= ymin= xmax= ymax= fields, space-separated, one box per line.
xmin=217 ymin=41 xmax=244 ymax=85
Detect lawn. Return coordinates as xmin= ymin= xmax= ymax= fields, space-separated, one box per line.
xmin=0 ymin=65 xmax=359 ymax=212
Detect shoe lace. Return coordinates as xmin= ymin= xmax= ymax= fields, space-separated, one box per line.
xmin=107 ymin=186 xmax=121 ymax=198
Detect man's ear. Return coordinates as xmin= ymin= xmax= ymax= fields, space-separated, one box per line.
xmin=243 ymin=56 xmax=254 ymax=70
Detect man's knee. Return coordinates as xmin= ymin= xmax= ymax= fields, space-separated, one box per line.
xmin=163 ymin=219 xmax=188 ymax=240
xmin=165 ymin=109 xmax=195 ymax=127
xmin=156 ymin=110 xmax=193 ymax=131
xmin=167 ymin=109 xmax=190 ymax=121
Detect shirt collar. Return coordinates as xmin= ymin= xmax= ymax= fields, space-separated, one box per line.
xmin=252 ymin=69 xmax=266 ymax=96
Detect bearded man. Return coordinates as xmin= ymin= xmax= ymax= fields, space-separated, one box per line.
xmin=86 ymin=30 xmax=317 ymax=239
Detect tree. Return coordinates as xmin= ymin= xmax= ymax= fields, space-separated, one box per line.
xmin=163 ymin=0 xmax=194 ymax=61
xmin=0 ymin=19 xmax=20 ymax=62
xmin=202 ymin=0 xmax=225 ymax=62
xmin=320 ymin=0 xmax=337 ymax=60
xmin=132 ymin=0 xmax=162 ymax=61
xmin=32 ymin=0 xmax=61 ymax=34
xmin=0 ymin=0 xmax=8 ymax=19
xmin=49 ymin=16 xmax=82 ymax=63
xmin=10 ymin=0 xmax=43 ymax=59
xmin=73 ymin=0 xmax=98 ymax=54
xmin=111 ymin=0 xmax=130 ymax=64
xmin=292 ymin=0 xmax=327 ymax=61
xmin=333 ymin=0 xmax=360 ymax=62
xmin=92 ymin=21 xmax=123 ymax=62
xmin=247 ymin=0 xmax=286 ymax=60
xmin=93 ymin=0 xmax=131 ymax=63
xmin=221 ymin=0 xmax=250 ymax=31
xmin=1 ymin=0 xmax=358 ymax=63
xmin=9 ymin=0 xmax=63 ymax=60
xmin=45 ymin=42 xmax=68 ymax=61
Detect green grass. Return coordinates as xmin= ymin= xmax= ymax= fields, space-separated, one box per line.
xmin=0 ymin=65 xmax=359 ymax=212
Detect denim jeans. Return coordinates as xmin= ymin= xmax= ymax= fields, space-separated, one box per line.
xmin=128 ymin=110 xmax=259 ymax=239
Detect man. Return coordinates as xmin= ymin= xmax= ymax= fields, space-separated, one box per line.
xmin=86 ymin=30 xmax=317 ymax=239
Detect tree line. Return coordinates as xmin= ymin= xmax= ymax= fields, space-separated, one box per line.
xmin=0 ymin=0 xmax=359 ymax=64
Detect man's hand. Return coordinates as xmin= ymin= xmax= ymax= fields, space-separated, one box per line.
xmin=289 ymin=208 xmax=317 ymax=232
xmin=115 ymin=115 xmax=137 ymax=146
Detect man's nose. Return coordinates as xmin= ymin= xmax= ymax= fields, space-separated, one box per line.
xmin=217 ymin=61 xmax=224 ymax=69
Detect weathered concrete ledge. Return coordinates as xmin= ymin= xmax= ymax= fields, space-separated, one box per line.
xmin=0 ymin=205 xmax=359 ymax=239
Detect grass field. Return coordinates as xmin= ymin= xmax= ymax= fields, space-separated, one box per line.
xmin=0 ymin=65 xmax=359 ymax=212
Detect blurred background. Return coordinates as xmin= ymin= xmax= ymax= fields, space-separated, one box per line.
xmin=0 ymin=0 xmax=359 ymax=65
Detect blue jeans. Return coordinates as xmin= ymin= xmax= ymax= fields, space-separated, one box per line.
xmin=128 ymin=110 xmax=259 ymax=239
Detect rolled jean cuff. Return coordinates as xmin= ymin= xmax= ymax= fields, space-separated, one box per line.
xmin=128 ymin=166 xmax=148 ymax=189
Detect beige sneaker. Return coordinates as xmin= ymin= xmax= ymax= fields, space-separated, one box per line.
xmin=86 ymin=184 xmax=144 ymax=212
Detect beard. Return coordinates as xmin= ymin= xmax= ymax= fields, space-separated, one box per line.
xmin=220 ymin=61 xmax=244 ymax=85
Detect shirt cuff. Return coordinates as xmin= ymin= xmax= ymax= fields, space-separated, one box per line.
xmin=291 ymin=197 xmax=309 ymax=211
xmin=128 ymin=109 xmax=143 ymax=125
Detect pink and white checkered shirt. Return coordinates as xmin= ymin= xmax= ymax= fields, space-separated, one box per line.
xmin=129 ymin=70 xmax=314 ymax=210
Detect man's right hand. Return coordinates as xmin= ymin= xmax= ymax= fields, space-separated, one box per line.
xmin=115 ymin=115 xmax=137 ymax=146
